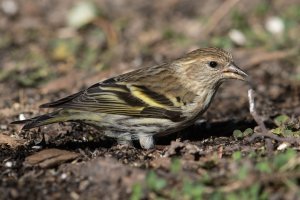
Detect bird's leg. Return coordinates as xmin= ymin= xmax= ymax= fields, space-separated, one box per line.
xmin=117 ymin=139 xmax=133 ymax=147
xmin=116 ymin=133 xmax=133 ymax=147
xmin=139 ymin=134 xmax=155 ymax=149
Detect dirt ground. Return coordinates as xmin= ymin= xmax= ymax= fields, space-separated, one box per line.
xmin=1 ymin=0 xmax=300 ymax=199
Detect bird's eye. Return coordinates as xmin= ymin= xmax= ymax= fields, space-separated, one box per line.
xmin=208 ymin=61 xmax=218 ymax=68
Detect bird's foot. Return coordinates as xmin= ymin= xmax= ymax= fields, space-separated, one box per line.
xmin=139 ymin=135 xmax=155 ymax=149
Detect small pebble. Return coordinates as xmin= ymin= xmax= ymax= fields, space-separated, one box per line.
xmin=13 ymin=103 xmax=20 ymax=109
xmin=229 ymin=29 xmax=246 ymax=46
xmin=265 ymin=16 xmax=284 ymax=35
xmin=32 ymin=145 xmax=43 ymax=149
xmin=277 ymin=142 xmax=290 ymax=151
xmin=0 ymin=124 xmax=7 ymax=130
xmin=70 ymin=192 xmax=80 ymax=200
xmin=19 ymin=113 xmax=26 ymax=121
xmin=61 ymin=173 xmax=67 ymax=180
xmin=5 ymin=161 xmax=13 ymax=168
xmin=1 ymin=0 xmax=18 ymax=16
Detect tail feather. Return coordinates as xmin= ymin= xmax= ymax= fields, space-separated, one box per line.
xmin=39 ymin=91 xmax=83 ymax=108
xmin=11 ymin=109 xmax=105 ymax=130
xmin=11 ymin=110 xmax=67 ymax=130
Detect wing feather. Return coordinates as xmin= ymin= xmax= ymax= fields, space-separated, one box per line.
xmin=40 ymin=82 xmax=185 ymax=122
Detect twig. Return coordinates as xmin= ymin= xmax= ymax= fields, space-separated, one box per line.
xmin=218 ymin=171 xmax=300 ymax=193
xmin=93 ymin=18 xmax=118 ymax=48
xmin=219 ymin=176 xmax=255 ymax=193
xmin=248 ymin=89 xmax=273 ymax=155
xmin=248 ymin=89 xmax=268 ymax=133
xmin=247 ymin=89 xmax=300 ymax=147
xmin=247 ymin=132 xmax=300 ymax=145
xmin=244 ymin=49 xmax=297 ymax=67
xmin=204 ymin=0 xmax=241 ymax=36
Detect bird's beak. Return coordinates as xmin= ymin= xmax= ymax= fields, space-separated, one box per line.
xmin=222 ymin=63 xmax=248 ymax=81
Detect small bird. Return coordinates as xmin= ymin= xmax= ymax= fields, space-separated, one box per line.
xmin=12 ymin=47 xmax=248 ymax=149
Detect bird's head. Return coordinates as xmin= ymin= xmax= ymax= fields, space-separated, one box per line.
xmin=175 ymin=47 xmax=248 ymax=87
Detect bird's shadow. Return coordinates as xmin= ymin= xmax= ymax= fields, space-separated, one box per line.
xmin=39 ymin=119 xmax=256 ymax=150
xmin=155 ymin=119 xmax=256 ymax=145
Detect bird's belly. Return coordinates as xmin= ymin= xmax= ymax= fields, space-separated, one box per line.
xmin=86 ymin=114 xmax=179 ymax=138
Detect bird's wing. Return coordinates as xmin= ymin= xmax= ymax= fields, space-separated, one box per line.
xmin=40 ymin=82 xmax=185 ymax=122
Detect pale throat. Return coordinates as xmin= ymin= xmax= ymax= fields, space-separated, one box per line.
xmin=184 ymin=80 xmax=220 ymax=119
xmin=176 ymin=67 xmax=220 ymax=116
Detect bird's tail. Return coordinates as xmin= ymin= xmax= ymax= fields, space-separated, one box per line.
xmin=11 ymin=110 xmax=72 ymax=130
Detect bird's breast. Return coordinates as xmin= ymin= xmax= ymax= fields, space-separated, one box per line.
xmin=182 ymin=88 xmax=217 ymax=121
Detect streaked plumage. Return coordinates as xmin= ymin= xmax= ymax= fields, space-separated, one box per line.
xmin=12 ymin=47 xmax=248 ymax=149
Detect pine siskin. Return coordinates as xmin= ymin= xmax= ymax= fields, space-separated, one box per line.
xmin=12 ymin=47 xmax=248 ymax=149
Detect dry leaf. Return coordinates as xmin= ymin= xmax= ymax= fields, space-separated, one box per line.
xmin=24 ymin=148 xmax=79 ymax=168
xmin=0 ymin=133 xmax=25 ymax=148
